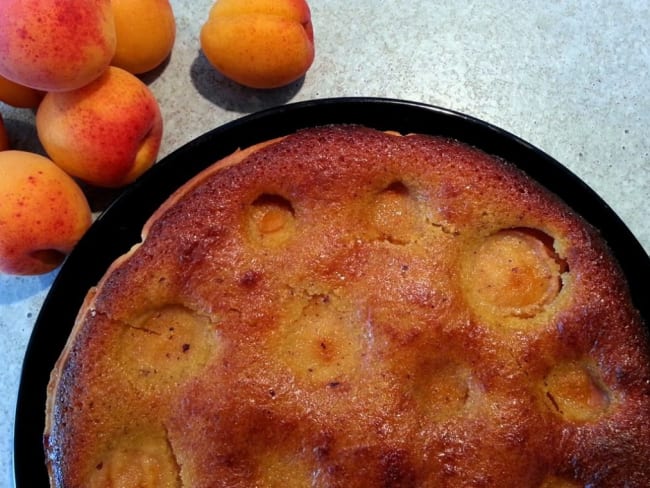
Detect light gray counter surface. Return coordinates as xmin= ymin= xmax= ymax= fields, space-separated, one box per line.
xmin=1 ymin=1 xmax=648 ymax=485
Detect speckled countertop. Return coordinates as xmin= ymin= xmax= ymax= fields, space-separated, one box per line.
xmin=1 ymin=1 xmax=648 ymax=485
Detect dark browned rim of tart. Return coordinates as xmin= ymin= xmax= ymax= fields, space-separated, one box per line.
xmin=14 ymin=97 xmax=649 ymax=487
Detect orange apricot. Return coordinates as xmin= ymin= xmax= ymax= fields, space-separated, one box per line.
xmin=110 ymin=0 xmax=176 ymax=74
xmin=200 ymin=0 xmax=315 ymax=89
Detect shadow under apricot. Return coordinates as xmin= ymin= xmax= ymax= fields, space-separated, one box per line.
xmin=189 ymin=50 xmax=304 ymax=113
xmin=2 ymin=116 xmax=46 ymax=155
xmin=137 ymin=53 xmax=173 ymax=86
xmin=0 ymin=268 xmax=58 ymax=304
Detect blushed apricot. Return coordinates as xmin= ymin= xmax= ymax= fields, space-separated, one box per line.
xmin=0 ymin=0 xmax=116 ymax=92
xmin=0 ymin=151 xmax=92 ymax=275
xmin=36 ymin=67 xmax=163 ymax=188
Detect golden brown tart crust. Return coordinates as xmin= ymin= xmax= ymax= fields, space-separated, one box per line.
xmin=45 ymin=125 xmax=650 ymax=487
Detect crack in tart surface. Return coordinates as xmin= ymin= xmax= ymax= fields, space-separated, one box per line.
xmin=45 ymin=125 xmax=650 ymax=487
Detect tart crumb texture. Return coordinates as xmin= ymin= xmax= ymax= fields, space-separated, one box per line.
xmin=45 ymin=125 xmax=650 ymax=487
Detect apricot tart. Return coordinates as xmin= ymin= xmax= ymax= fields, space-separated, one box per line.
xmin=45 ymin=125 xmax=650 ymax=487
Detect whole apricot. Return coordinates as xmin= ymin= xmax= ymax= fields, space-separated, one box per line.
xmin=0 ymin=74 xmax=43 ymax=109
xmin=36 ymin=66 xmax=163 ymax=188
xmin=111 ymin=0 xmax=176 ymax=74
xmin=0 ymin=151 xmax=92 ymax=275
xmin=0 ymin=114 xmax=9 ymax=151
xmin=200 ymin=0 xmax=315 ymax=89
xmin=0 ymin=0 xmax=116 ymax=92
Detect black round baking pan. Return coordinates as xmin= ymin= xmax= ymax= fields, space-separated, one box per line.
xmin=13 ymin=97 xmax=649 ymax=487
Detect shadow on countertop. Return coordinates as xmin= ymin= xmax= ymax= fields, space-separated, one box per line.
xmin=189 ymin=51 xmax=304 ymax=113
xmin=0 ymin=269 xmax=58 ymax=305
